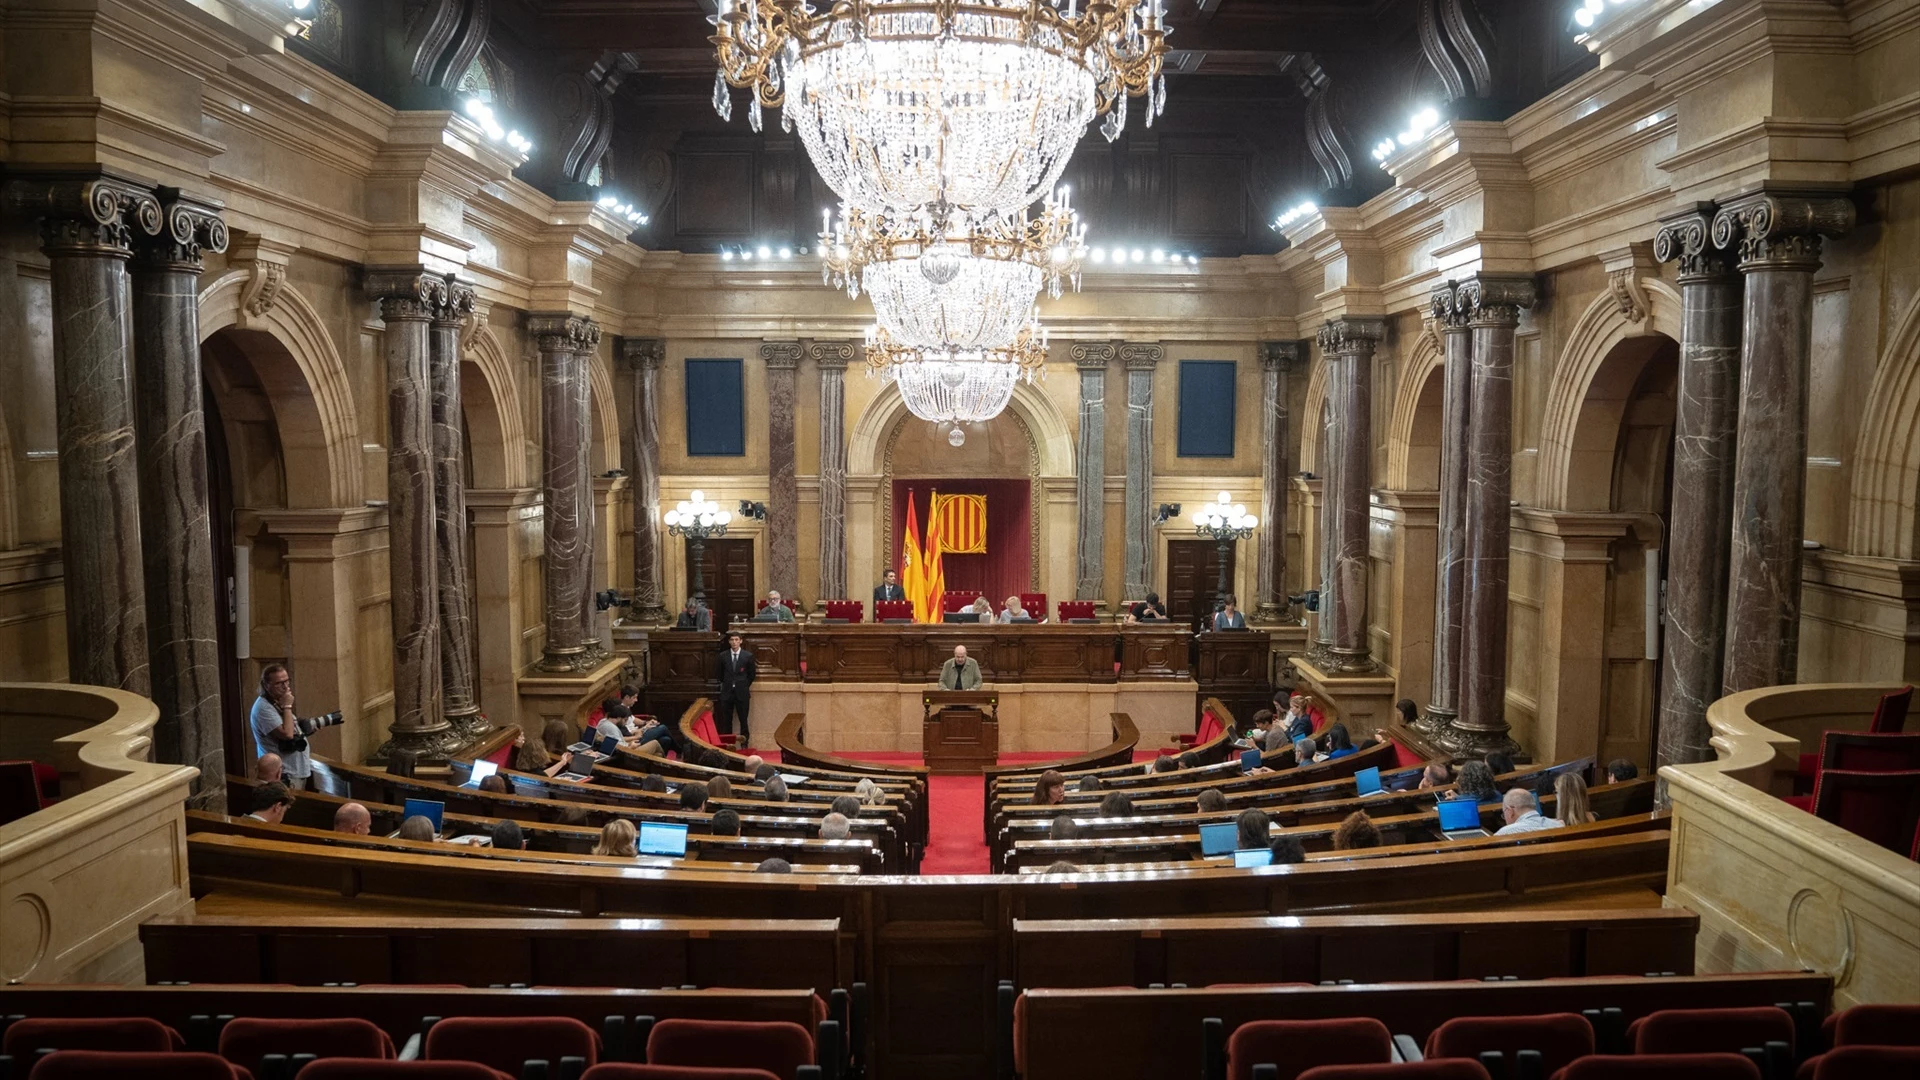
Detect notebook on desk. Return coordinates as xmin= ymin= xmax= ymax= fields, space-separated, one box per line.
xmin=401 ymin=798 xmax=444 ymax=834
xmin=637 ymin=820 xmax=689 ymax=857
xmin=1437 ymin=796 xmax=1491 ymax=839
xmin=1199 ymin=821 xmax=1238 ymax=856
xmin=460 ymin=760 xmax=498 ymax=789
xmin=1233 ymin=847 xmax=1273 ymax=868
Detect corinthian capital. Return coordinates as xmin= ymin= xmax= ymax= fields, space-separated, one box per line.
xmin=528 ymin=312 xmax=602 ymax=354
xmin=434 ymin=276 xmax=477 ymax=328
xmin=366 ymin=267 xmax=451 ymax=322
xmin=1456 ymin=273 xmax=1536 ymax=328
xmin=1428 ymin=280 xmax=1472 ymax=331
xmin=1316 ymin=316 xmax=1387 ymax=357
xmin=1711 ymin=190 xmax=1855 ymax=271
xmin=1654 ymin=203 xmax=1737 ymax=282
xmin=6 ymin=169 xmax=163 ymax=259
xmin=620 ymin=337 xmax=665 ymax=370
xmin=136 ymin=188 xmax=230 ymax=272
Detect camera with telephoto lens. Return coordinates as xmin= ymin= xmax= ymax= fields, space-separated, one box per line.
xmin=299 ymin=710 xmax=345 ymax=734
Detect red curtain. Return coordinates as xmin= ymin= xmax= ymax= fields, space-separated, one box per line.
xmin=891 ymin=479 xmax=1031 ymax=607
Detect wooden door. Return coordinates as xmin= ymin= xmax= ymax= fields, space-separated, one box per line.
xmin=1166 ymin=538 xmax=1234 ymax=630
xmin=689 ymin=537 xmax=756 ymax=628
xmin=204 ymin=382 xmax=248 ymax=778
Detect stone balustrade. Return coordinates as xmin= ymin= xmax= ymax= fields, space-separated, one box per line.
xmin=1666 ymin=683 xmax=1920 ymax=1010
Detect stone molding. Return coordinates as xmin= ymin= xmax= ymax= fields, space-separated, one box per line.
xmin=1120 ymin=341 xmax=1164 ymax=370
xmin=1711 ymin=191 xmax=1856 ymax=271
xmin=761 ymin=339 xmax=805 ymax=369
xmin=432 ymin=277 xmax=476 ymax=328
xmin=1599 ymin=242 xmax=1657 ymax=324
xmin=6 ymin=170 xmax=162 ymax=259
xmin=1316 ymin=316 xmax=1387 ymax=356
xmin=133 ymin=188 xmax=229 ymax=273
xmin=620 ymin=337 xmax=665 ymax=369
xmin=1429 ymin=281 xmax=1473 ymax=330
xmin=808 ymin=339 xmax=855 ymax=369
xmin=527 ymin=311 xmax=602 ymax=354
xmin=1654 ymin=202 xmax=1739 ymax=282
xmin=366 ymin=267 xmax=451 ymax=322
xmin=1070 ymin=341 xmax=1116 ymax=371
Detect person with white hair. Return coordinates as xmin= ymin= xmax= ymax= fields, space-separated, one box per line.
xmin=819 ymin=811 xmax=851 ymax=840
xmin=760 ymin=590 xmax=795 ymax=622
xmin=854 ymin=777 xmax=884 ymax=805
xmin=1493 ymin=787 xmax=1565 ymax=835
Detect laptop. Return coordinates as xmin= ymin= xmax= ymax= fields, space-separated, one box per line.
xmin=1437 ymin=797 xmax=1491 ymax=839
xmin=1198 ymin=821 xmax=1238 ymax=857
xmin=1239 ymin=748 xmax=1263 ymax=773
xmin=597 ymin=733 xmax=621 ymax=755
xmin=460 ymin=760 xmax=499 ymax=789
xmin=943 ymin=612 xmax=981 ymax=624
xmin=1354 ymin=766 xmax=1383 ymax=796
xmin=637 ymin=820 xmax=689 ymax=858
xmin=1233 ymin=847 xmax=1273 ymax=868
xmin=401 ymin=798 xmax=444 ymax=835
xmin=559 ymin=756 xmax=596 ymax=782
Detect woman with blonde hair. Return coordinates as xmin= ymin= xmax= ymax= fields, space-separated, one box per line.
xmin=707 ymin=774 xmax=734 ymax=799
xmin=969 ymin=595 xmax=994 ymax=619
xmin=592 ymin=818 xmax=637 ymax=857
xmin=1555 ymin=771 xmax=1598 ymax=825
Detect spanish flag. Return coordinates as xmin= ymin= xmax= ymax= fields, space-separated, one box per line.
xmin=901 ymin=490 xmax=927 ymax=623
xmin=922 ymin=489 xmax=947 ymax=622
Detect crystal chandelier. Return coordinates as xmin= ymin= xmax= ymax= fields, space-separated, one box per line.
xmin=710 ymin=0 xmax=1169 ymax=217
xmin=865 ymin=320 xmax=1048 ymax=428
xmin=821 ymin=191 xmax=1086 ymax=350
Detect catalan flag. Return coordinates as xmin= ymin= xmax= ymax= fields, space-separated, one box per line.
xmin=922 ymin=489 xmax=947 ymax=622
xmin=932 ymin=492 xmax=988 ymax=554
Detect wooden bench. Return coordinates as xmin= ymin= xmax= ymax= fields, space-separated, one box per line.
xmin=1010 ymin=973 xmax=1834 ymax=1080
xmin=140 ymin=914 xmax=847 ymax=996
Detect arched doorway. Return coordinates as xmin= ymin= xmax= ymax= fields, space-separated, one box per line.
xmin=887 ymin=411 xmax=1038 ymax=609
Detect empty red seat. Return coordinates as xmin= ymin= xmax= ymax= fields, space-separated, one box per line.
xmin=424 ymin=1016 xmax=599 ymax=1075
xmin=1829 ymin=1003 xmax=1920 ymax=1047
xmin=297 ymin=1063 xmax=514 ymax=1080
xmin=1057 ymin=600 xmax=1097 ymax=622
xmin=1796 ymin=685 xmax=1913 ymax=790
xmin=583 ymin=1067 xmax=781 ymax=1080
xmin=1020 ymin=593 xmax=1047 ymax=620
xmin=1424 ymin=1013 xmax=1594 ymax=1077
xmin=1300 ymin=1064 xmax=1493 ymax=1080
xmin=822 ymin=600 xmax=863 ymax=622
xmin=1227 ymin=1018 xmax=1394 ymax=1080
xmin=1550 ymin=1053 xmax=1761 ymax=1080
xmin=5 ymin=1017 xmax=185 ymax=1056
xmin=218 ymin=1017 xmax=395 ymax=1072
xmin=646 ymin=1019 xmax=812 ymax=1079
xmin=1809 ymin=1046 xmax=1920 ymax=1079
xmin=26 ymin=1052 xmax=246 ymax=1080
xmin=1627 ymin=1006 xmax=1794 ymax=1057
xmin=1811 ymin=768 xmax=1920 ymax=855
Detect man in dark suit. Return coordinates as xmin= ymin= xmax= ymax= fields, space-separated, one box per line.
xmin=873 ymin=568 xmax=906 ymax=604
xmin=715 ymin=630 xmax=756 ymax=739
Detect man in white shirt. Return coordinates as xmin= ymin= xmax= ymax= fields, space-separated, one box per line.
xmin=250 ymin=664 xmax=312 ymax=790
xmin=1493 ymin=788 xmax=1566 ymax=836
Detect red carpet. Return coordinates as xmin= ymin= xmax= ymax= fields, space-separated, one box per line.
xmin=762 ymin=749 xmax=1091 ymax=875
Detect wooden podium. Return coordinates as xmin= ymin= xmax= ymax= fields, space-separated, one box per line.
xmin=922 ymin=690 xmax=999 ymax=775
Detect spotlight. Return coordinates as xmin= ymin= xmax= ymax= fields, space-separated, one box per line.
xmin=757 ymin=245 xmax=771 ymax=259
xmin=721 ymin=249 xmax=735 ymax=261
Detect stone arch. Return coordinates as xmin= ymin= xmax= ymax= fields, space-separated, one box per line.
xmin=1385 ymin=329 xmax=1445 ymax=490
xmin=848 ymin=378 xmax=1074 ymax=477
xmin=198 ymin=270 xmax=363 ymax=509
xmin=1848 ymin=289 xmax=1920 ymax=559
xmin=1298 ymin=348 xmax=1329 ymax=475
xmin=1536 ymin=280 xmax=1683 ymax=511
xmin=587 ymin=350 xmax=620 ymax=476
xmin=462 ymin=325 xmax=528 ymax=489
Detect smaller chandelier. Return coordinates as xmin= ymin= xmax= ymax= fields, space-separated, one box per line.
xmin=866 ymin=320 xmax=1048 ymax=426
xmin=1191 ymin=491 xmax=1258 ymax=539
xmin=663 ymin=491 xmax=732 ymax=534
xmin=821 ymin=191 xmax=1086 ymax=351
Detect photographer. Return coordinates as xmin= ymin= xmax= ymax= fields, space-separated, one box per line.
xmin=249 ymin=664 xmax=343 ymax=791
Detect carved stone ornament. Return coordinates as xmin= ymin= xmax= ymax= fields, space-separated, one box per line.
xmin=241 ymin=260 xmax=286 ymax=320
xmin=1429 ymin=280 xmax=1472 ymax=331
xmin=1653 ymin=203 xmax=1738 ymax=282
xmin=527 ymin=312 xmax=602 ymax=354
xmin=1120 ymin=341 xmax=1164 ymax=370
xmin=1259 ymin=340 xmax=1308 ymax=370
xmin=1456 ymin=273 xmax=1537 ymax=327
xmin=1070 ymin=341 xmax=1117 ymax=370
xmin=135 ymin=188 xmax=230 ymax=272
xmin=760 ymin=339 xmax=804 ymax=369
xmin=808 ymin=339 xmax=855 ymax=369
xmin=461 ymin=300 xmax=492 ymax=354
xmin=434 ymin=276 xmax=477 ymax=328
xmin=619 ymin=337 xmax=665 ymax=369
xmin=1316 ymin=316 xmax=1388 ymax=357
xmin=365 ymin=267 xmax=452 ymax=322
xmin=6 ymin=171 xmax=163 ymax=258
xmin=1608 ymin=269 xmax=1650 ymax=323
xmin=1711 ymin=191 xmax=1856 ymax=271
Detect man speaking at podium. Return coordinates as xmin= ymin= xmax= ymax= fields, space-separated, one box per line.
xmin=939 ymin=645 xmax=983 ymax=690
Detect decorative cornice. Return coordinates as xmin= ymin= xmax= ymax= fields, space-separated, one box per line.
xmin=1258 ymin=340 xmax=1308 ymax=370
xmin=6 ymin=170 xmax=163 ymax=259
xmin=619 ymin=337 xmax=665 ymax=370
xmin=1316 ymin=316 xmax=1388 ymax=357
xmin=807 ymin=340 xmax=855 ymax=370
xmin=1070 ymin=341 xmax=1117 ymax=371
xmin=1456 ymin=272 xmax=1537 ymax=328
xmin=365 ymin=266 xmax=450 ymax=322
xmin=527 ymin=311 xmax=602 ymax=354
xmin=1120 ymin=342 xmax=1164 ymax=370
xmin=134 ymin=187 xmax=228 ymax=273
xmin=760 ymin=339 xmax=804 ymax=370
xmin=1654 ymin=202 xmax=1738 ymax=283
xmin=1711 ymin=190 xmax=1855 ymax=272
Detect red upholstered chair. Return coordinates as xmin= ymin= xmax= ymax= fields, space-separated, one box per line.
xmin=1020 ymin=593 xmax=1046 ymax=621
xmin=1424 ymin=1013 xmax=1594 ymax=1078
xmin=1829 ymin=1004 xmax=1920 ymax=1047
xmin=583 ymin=1067 xmax=781 ymax=1080
xmin=1056 ymin=600 xmax=1097 ymax=622
xmin=1549 ymin=1054 xmax=1761 ymax=1080
xmin=755 ymin=599 xmax=800 ymax=617
xmin=1166 ymin=708 xmax=1226 ymax=756
xmin=1810 ymin=769 xmax=1920 ymax=855
xmin=1794 ymin=685 xmax=1914 ymax=792
xmin=1809 ymin=1046 xmax=1920 ymax=1079
xmin=0 ymin=760 xmax=50 ymax=826
xmin=1227 ymin=1018 xmax=1394 ymax=1080
xmin=646 ymin=1020 xmax=812 ymax=1079
xmin=940 ymin=590 xmax=983 ymax=616
xmin=5 ymin=1017 xmax=185 ymax=1057
xmin=296 ymin=1063 xmax=515 ymax=1080
xmin=1627 ymin=1007 xmax=1793 ymax=1058
xmin=27 ymin=1052 xmax=248 ymax=1080
xmin=822 ymin=600 xmax=863 ymax=623
xmin=1299 ymin=1064 xmax=1493 ymax=1080
xmin=217 ymin=1017 xmax=394 ymax=1073
xmin=873 ymin=600 xmax=914 ymax=622
xmin=424 ymin=1016 xmax=599 ymax=1075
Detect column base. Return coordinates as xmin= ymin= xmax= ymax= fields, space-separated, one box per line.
xmin=1431 ymin=721 xmax=1521 ymax=760
xmin=1291 ymin=656 xmax=1399 ymax=740
xmin=444 ymin=709 xmax=490 ymax=738
xmin=536 ymin=644 xmax=608 ymax=674
xmin=633 ymin=604 xmax=671 ymax=626
xmin=1413 ymin=704 xmax=1456 ymax=737
xmin=373 ymin=720 xmax=467 ymax=765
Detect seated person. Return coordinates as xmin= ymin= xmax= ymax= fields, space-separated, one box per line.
xmin=332 ymin=802 xmax=371 ymax=835
xmin=397 ymin=814 xmax=437 ymax=842
xmin=820 ymin=812 xmax=851 ymax=839
xmin=708 ymin=775 xmax=734 ymax=799
xmin=1321 ymin=723 xmax=1357 ymax=759
xmin=1293 ymin=735 xmax=1323 ymax=765
xmin=1554 ymin=772 xmax=1597 ymax=824
xmin=1077 ymin=775 xmax=1102 ymax=793
xmin=763 ymin=776 xmax=790 ymax=802
xmin=679 ymin=781 xmax=710 ymax=811
xmin=1494 ymin=788 xmax=1565 ymax=835
xmin=756 ymin=858 xmax=793 ymax=873
xmin=709 ymin=808 xmax=741 ymax=836
xmin=1605 ymin=758 xmax=1639 ymax=783
xmin=1268 ymin=834 xmax=1308 ymax=864
xmin=1332 ymin=811 xmax=1382 ymax=850
xmin=1029 ymin=770 xmax=1067 ymax=806
xmin=244 ymin=782 xmax=294 ymax=824
xmin=997 ymin=595 xmax=1033 ymax=623
xmin=1049 ymin=814 xmax=1078 ymax=841
xmin=1485 ymin=750 xmax=1516 ymax=777
xmin=256 ymin=752 xmax=284 ymax=784
xmin=675 ymin=597 xmax=712 ymax=630
xmin=639 ymin=774 xmax=669 ymax=793
xmin=1235 ymin=808 xmax=1270 ymax=850
xmin=1416 ymin=761 xmax=1452 ymax=790
xmin=1151 ymin=754 xmax=1179 ymax=774
xmin=477 ymin=774 xmax=510 ymax=795
xmin=489 ymin=819 xmax=525 ymax=851
xmin=592 ymin=818 xmax=637 ymax=856
xmin=1394 ymin=698 xmax=1420 ymax=727
xmin=854 ymin=777 xmax=885 ymax=805
xmin=1211 ymin=594 xmax=1246 ymax=630
xmin=1196 ymin=788 xmax=1227 ymax=813
xmin=512 ymin=724 xmax=573 ymax=777
xmin=1126 ymin=592 xmax=1169 ymax=623
xmin=1098 ymin=791 xmax=1135 ymax=817
xmin=1044 ymin=860 xmax=1079 ymax=874
xmin=758 ymin=590 xmax=795 ymax=621
xmin=1454 ymin=760 xmax=1501 ymax=803
xmin=1278 ymin=695 xmax=1317 ymax=744
xmin=969 ymin=596 xmax=995 ymax=619
xmin=1239 ymin=709 xmax=1275 ymax=748
xmin=830 ymin=794 xmax=861 ymax=818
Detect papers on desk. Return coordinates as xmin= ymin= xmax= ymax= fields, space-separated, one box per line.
xmin=778 ymin=773 xmax=809 ymax=786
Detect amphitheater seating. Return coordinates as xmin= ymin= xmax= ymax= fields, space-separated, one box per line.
xmin=4 ymin=1017 xmax=187 ymax=1057
xmin=645 ymin=1019 xmax=816 ymax=1077
xmin=1808 ymin=769 xmax=1920 ymax=856
xmin=423 ymin=1015 xmax=599 ymax=1074
xmin=298 ymin=1064 xmax=513 ymax=1080
xmin=1802 ymin=1046 xmax=1920 ymax=1080
xmin=1300 ymin=1065 xmax=1493 ymax=1080
xmin=24 ymin=1051 xmax=248 ymax=1080
xmin=1422 ymin=1013 xmax=1595 ymax=1078
xmin=1824 ymin=1003 xmax=1920 ymax=1047
xmin=1226 ymin=1017 xmax=1394 ymax=1080
xmin=1626 ymin=1007 xmax=1795 ymax=1059
xmin=216 ymin=1017 xmax=395 ymax=1074
xmin=1552 ymin=1055 xmax=1760 ymax=1080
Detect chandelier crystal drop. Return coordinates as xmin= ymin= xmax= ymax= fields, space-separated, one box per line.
xmin=864 ymin=321 xmax=1048 ymax=425
xmin=711 ymin=0 xmax=1169 ymax=217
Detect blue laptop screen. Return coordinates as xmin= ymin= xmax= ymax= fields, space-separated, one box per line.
xmin=638 ymin=821 xmax=689 ymax=857
xmin=1437 ymin=797 xmax=1482 ymax=831
xmin=1354 ymin=766 xmax=1382 ymax=795
xmin=1198 ymin=821 xmax=1238 ymax=856
xmin=1239 ymin=749 xmax=1262 ymax=772
xmin=598 ymin=733 xmax=620 ymax=755
xmin=402 ymin=798 xmax=444 ymax=834
xmin=1233 ymin=848 xmax=1273 ymax=868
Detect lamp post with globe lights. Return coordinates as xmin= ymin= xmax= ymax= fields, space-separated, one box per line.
xmin=663 ymin=491 xmax=732 ymax=603
xmin=1191 ymin=491 xmax=1258 ymax=615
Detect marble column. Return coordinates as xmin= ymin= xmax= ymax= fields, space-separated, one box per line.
xmin=1071 ymin=342 xmax=1114 ymax=601
xmin=530 ymin=312 xmax=602 ymax=672
xmin=1651 ymin=206 xmax=1744 ymax=769
xmin=1255 ymin=341 xmax=1304 ymax=623
xmin=429 ymin=276 xmax=482 ymax=733
xmin=1449 ymin=274 xmax=1537 ymax=756
xmin=813 ymin=340 xmax=853 ymax=602
xmin=1425 ymin=284 xmax=1474 ymax=731
xmin=366 ymin=268 xmax=453 ymax=755
xmin=1316 ymin=318 xmax=1386 ymax=670
xmin=6 ymin=173 xmax=161 ymax=693
xmin=1121 ymin=342 xmax=1162 ymax=602
xmin=621 ymin=338 xmax=668 ymax=624
xmin=129 ymin=189 xmax=228 ymax=807
xmin=763 ymin=340 xmax=804 ymax=601
xmin=1315 ymin=392 xmax=1338 ymax=653
xmin=1714 ymin=191 xmax=1855 ymax=694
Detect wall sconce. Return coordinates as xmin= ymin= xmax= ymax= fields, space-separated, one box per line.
xmin=1152 ymin=502 xmax=1183 ymax=525
xmin=738 ymin=499 xmax=769 ymax=521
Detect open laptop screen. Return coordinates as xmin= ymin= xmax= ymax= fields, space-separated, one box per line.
xmin=1233 ymin=848 xmax=1273 ymax=868
xmin=1239 ymin=749 xmax=1262 ymax=772
xmin=637 ymin=820 xmax=689 ymax=857
xmin=1354 ymin=766 xmax=1382 ymax=796
xmin=1436 ymin=797 xmax=1483 ymax=832
xmin=463 ymin=760 xmax=498 ymax=789
xmin=1198 ymin=821 xmax=1238 ymax=856
xmin=401 ymin=798 xmax=444 ymax=834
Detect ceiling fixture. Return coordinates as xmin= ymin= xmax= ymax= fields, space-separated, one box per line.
xmin=820 ymin=189 xmax=1085 ymax=350
xmin=710 ymin=0 xmax=1170 ymax=218
xmin=863 ymin=320 xmax=1048 ymax=436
